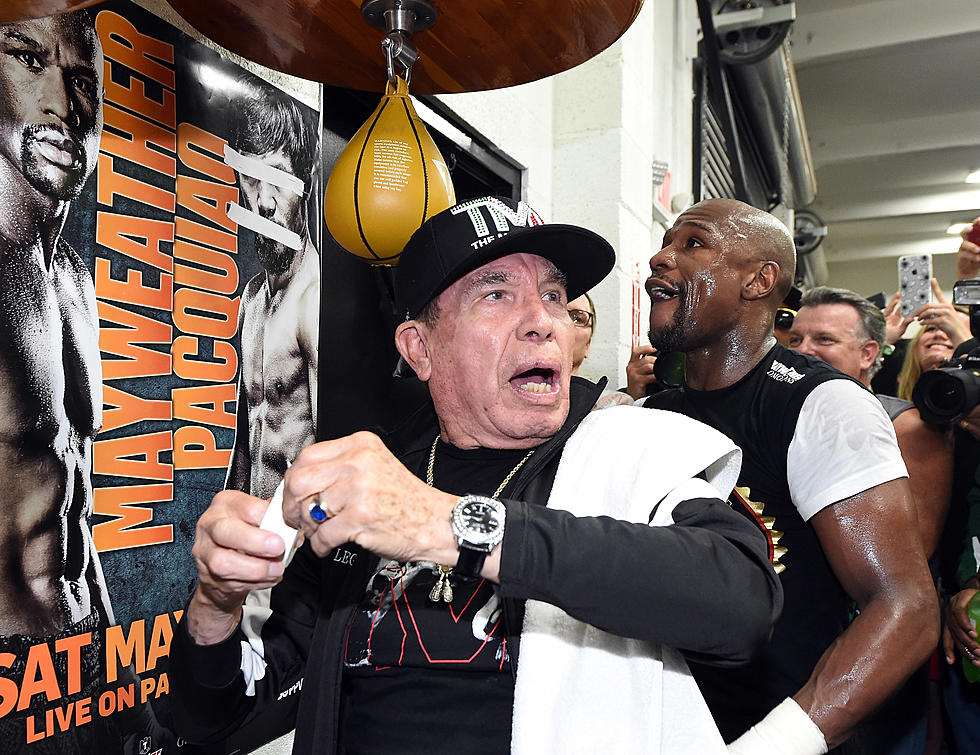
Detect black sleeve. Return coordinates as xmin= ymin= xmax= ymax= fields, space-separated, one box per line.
xmin=168 ymin=542 xmax=322 ymax=744
xmin=497 ymin=496 xmax=782 ymax=666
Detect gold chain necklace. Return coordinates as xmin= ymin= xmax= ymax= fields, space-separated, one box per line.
xmin=425 ymin=433 xmax=535 ymax=603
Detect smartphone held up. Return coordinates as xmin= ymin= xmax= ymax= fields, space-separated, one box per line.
xmin=899 ymin=253 xmax=933 ymax=317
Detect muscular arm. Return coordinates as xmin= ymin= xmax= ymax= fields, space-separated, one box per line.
xmin=298 ymin=277 xmax=318 ymax=429
xmin=892 ymin=408 xmax=952 ymax=557
xmin=224 ymin=370 xmax=251 ymax=493
xmin=794 ymin=478 xmax=938 ymax=748
xmin=225 ymin=283 xmax=257 ymax=493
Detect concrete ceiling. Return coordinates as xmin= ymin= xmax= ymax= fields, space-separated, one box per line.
xmin=790 ymin=0 xmax=980 ymax=297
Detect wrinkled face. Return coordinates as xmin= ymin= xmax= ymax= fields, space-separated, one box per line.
xmin=422 ymin=253 xmax=575 ymax=449
xmin=788 ymin=303 xmax=877 ymax=381
xmin=646 ymin=202 xmax=747 ymax=353
xmin=916 ymin=324 xmax=954 ymax=372
xmin=239 ymin=147 xmax=305 ymax=275
xmin=567 ymin=294 xmax=593 ymax=372
xmin=0 ymin=16 xmax=103 ymax=200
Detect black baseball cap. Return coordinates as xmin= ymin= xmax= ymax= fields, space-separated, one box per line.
xmin=394 ymin=196 xmax=616 ymax=320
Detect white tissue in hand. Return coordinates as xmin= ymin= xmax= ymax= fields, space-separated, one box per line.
xmin=259 ymin=479 xmax=300 ymax=565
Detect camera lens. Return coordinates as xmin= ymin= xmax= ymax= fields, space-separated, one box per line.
xmin=929 ymin=383 xmax=964 ymax=414
xmin=913 ymin=367 xmax=980 ymax=425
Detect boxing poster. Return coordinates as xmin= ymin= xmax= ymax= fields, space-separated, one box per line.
xmin=0 ymin=1 xmax=321 ymax=751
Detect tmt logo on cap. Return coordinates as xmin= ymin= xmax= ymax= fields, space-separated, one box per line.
xmin=394 ymin=195 xmax=615 ymax=322
xmin=450 ymin=197 xmax=545 ymax=249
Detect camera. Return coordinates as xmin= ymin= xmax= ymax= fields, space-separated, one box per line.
xmin=912 ymin=278 xmax=980 ymax=425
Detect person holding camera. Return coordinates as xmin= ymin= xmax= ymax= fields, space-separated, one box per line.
xmin=930 ymin=255 xmax=980 ymax=754
xmin=874 ymin=277 xmax=970 ymax=405
xmin=870 ymin=278 xmax=970 ymax=398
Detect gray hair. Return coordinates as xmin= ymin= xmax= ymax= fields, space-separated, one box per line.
xmin=799 ymin=286 xmax=887 ymax=377
xmin=416 ymin=297 xmax=441 ymax=328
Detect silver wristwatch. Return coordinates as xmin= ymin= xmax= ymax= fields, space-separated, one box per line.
xmin=450 ymin=494 xmax=506 ymax=578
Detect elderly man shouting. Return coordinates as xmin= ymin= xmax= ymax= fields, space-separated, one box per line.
xmin=170 ymin=196 xmax=781 ymax=754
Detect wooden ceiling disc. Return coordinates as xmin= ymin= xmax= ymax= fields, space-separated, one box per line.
xmin=0 ymin=0 xmax=106 ymax=22
xmin=162 ymin=0 xmax=645 ymax=94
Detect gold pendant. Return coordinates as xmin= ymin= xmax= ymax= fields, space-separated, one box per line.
xmin=428 ymin=565 xmax=454 ymax=603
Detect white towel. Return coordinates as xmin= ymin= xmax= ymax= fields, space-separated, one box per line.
xmin=511 ymin=405 xmax=741 ymax=754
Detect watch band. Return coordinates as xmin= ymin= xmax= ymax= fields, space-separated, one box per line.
xmin=454 ymin=545 xmax=488 ymax=579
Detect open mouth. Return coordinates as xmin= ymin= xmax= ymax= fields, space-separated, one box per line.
xmin=645 ymin=278 xmax=681 ymax=303
xmin=510 ymin=366 xmax=558 ymax=394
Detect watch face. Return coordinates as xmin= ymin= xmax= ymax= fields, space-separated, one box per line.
xmin=453 ymin=496 xmax=505 ymax=548
xmin=461 ymin=500 xmax=501 ymax=533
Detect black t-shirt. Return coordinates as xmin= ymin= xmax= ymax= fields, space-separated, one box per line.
xmin=340 ymin=439 xmax=536 ymax=754
xmin=648 ymin=344 xmax=850 ymax=741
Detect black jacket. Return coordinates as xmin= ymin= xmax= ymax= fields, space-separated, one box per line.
xmin=170 ymin=378 xmax=781 ymax=752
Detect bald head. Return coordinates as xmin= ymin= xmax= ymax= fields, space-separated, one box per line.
xmin=647 ymin=198 xmax=798 ymax=360
xmin=694 ymin=198 xmax=796 ymax=305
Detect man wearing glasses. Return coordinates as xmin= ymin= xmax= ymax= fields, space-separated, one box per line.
xmin=567 ymin=293 xmax=595 ymax=376
xmin=568 ymin=293 xmax=631 ymax=409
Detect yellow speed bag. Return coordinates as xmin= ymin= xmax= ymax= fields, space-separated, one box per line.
xmin=324 ymin=76 xmax=456 ymax=265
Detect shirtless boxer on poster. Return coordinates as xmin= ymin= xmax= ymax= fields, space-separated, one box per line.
xmin=0 ymin=12 xmax=110 ymax=637
xmin=224 ymin=77 xmax=319 ymax=500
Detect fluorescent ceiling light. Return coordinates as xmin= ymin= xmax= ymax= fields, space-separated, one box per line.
xmin=948 ymin=223 xmax=971 ymax=235
xmin=967 ymin=169 xmax=980 ymax=183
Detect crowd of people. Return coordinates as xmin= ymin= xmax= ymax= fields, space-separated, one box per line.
xmin=168 ymin=198 xmax=980 ymax=755
xmin=620 ymin=214 xmax=980 ymax=754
